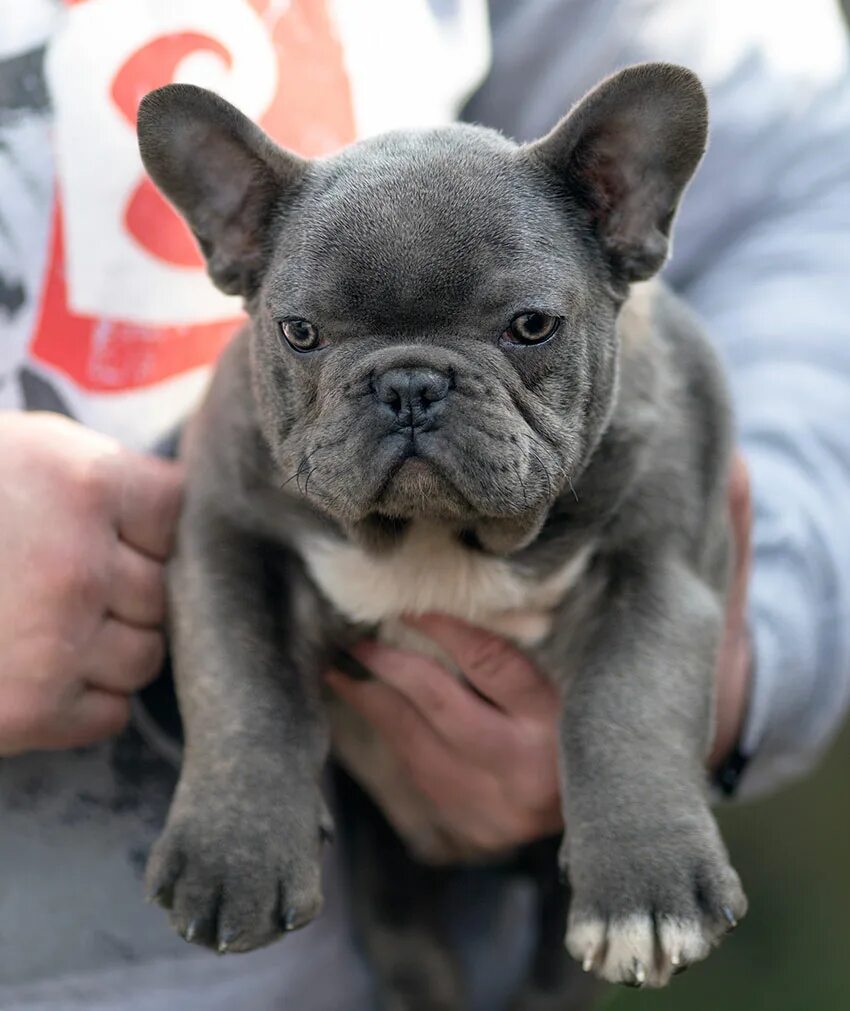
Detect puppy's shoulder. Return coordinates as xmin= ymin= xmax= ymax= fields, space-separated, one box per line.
xmin=179 ymin=328 xmax=277 ymax=516
xmin=621 ymin=280 xmax=728 ymax=410
xmin=609 ymin=280 xmax=733 ymax=569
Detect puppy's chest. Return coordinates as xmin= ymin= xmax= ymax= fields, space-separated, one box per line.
xmin=302 ymin=523 xmax=592 ymax=647
xmin=306 ymin=524 xmax=593 ymax=864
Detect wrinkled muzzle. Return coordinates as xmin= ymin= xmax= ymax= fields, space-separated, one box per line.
xmin=279 ymin=344 xmax=569 ymax=551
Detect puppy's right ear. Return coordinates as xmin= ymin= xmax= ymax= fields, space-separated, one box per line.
xmin=137 ymin=84 xmax=306 ymax=298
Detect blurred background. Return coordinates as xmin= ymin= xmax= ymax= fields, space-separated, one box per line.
xmin=609 ymin=5 xmax=850 ymax=1009
xmin=500 ymin=6 xmax=850 ymax=1010
xmin=0 ymin=2 xmax=847 ymax=1009
xmin=604 ymin=724 xmax=850 ymax=1011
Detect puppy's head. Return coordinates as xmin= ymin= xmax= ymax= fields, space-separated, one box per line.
xmin=138 ymin=65 xmax=706 ymax=552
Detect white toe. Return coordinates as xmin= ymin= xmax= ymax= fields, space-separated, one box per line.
xmin=600 ymin=916 xmax=655 ymax=985
xmin=657 ymin=916 xmax=711 ymax=969
xmin=565 ymin=917 xmax=606 ymax=973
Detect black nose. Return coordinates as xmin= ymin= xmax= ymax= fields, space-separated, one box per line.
xmin=373 ymin=367 xmax=451 ymax=428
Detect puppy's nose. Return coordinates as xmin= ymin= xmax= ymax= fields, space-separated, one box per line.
xmin=373 ymin=367 xmax=451 ymax=428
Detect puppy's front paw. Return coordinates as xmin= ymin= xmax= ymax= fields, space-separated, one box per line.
xmin=146 ymin=788 xmax=333 ymax=953
xmin=562 ymin=816 xmax=746 ymax=988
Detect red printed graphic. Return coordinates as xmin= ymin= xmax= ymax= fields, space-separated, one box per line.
xmin=32 ymin=0 xmax=356 ymax=393
xmin=116 ymin=33 xmax=232 ymax=269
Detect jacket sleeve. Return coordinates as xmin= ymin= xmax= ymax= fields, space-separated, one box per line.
xmin=464 ymin=0 xmax=850 ymax=796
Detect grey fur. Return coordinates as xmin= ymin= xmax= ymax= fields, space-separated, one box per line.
xmin=137 ymin=63 xmax=745 ymax=1007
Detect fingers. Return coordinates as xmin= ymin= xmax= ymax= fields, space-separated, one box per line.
xmin=326 ymin=670 xmax=494 ymax=807
xmin=55 ymin=688 xmax=132 ymax=749
xmin=347 ymin=640 xmax=516 ymax=764
xmin=0 ymin=618 xmax=161 ymax=755
xmin=405 ymin=614 xmax=558 ymax=717
xmin=85 ymin=617 xmax=165 ymax=694
xmin=109 ymin=542 xmax=167 ymax=627
xmin=116 ymin=453 xmax=184 ymax=560
xmin=0 ymin=678 xmax=130 ymax=755
xmin=326 ymin=668 xmax=559 ymax=853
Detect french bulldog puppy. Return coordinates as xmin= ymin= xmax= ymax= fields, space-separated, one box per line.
xmin=137 ymin=63 xmax=746 ymax=1009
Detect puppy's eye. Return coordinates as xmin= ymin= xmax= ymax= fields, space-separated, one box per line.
xmin=279 ymin=319 xmax=324 ymax=352
xmin=504 ymin=311 xmax=561 ymax=346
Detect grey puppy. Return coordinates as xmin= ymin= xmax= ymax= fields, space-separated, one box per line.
xmin=137 ymin=62 xmax=746 ymax=1009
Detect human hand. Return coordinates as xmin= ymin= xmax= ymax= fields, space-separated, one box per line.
xmin=327 ymin=454 xmax=753 ymax=857
xmin=0 ymin=412 xmax=183 ymax=755
xmin=328 ymin=614 xmax=563 ymax=857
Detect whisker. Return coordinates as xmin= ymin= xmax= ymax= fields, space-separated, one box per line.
xmin=303 ymin=466 xmax=317 ymax=497
xmin=567 ymin=476 xmax=580 ymax=503
xmin=278 ymin=435 xmax=348 ymax=493
xmin=280 ymin=453 xmax=313 ymax=491
xmin=512 ymin=458 xmax=530 ymax=511
xmin=296 ymin=456 xmax=310 ymax=495
xmin=527 ymin=443 xmax=554 ymax=503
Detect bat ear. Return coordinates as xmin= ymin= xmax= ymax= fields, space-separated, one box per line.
xmin=526 ymin=63 xmax=708 ymax=283
xmin=137 ymin=84 xmax=306 ymax=297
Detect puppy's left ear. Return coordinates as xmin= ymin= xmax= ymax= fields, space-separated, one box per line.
xmin=137 ymin=84 xmax=306 ymax=298
xmin=527 ymin=63 xmax=707 ymax=284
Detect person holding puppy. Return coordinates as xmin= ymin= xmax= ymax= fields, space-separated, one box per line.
xmin=1 ymin=1 xmax=849 ymax=1009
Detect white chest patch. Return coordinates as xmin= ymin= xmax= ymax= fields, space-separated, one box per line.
xmin=302 ymin=522 xmax=593 ymax=646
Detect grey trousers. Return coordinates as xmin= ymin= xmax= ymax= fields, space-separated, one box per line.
xmin=0 ymin=720 xmax=533 ymax=1010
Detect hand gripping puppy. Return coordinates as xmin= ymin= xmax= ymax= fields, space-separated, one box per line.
xmin=137 ymin=63 xmax=746 ymax=1009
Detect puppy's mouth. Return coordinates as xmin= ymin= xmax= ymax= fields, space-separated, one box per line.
xmin=373 ymin=440 xmax=471 ymax=519
xmin=394 ymin=454 xmax=432 ymax=479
